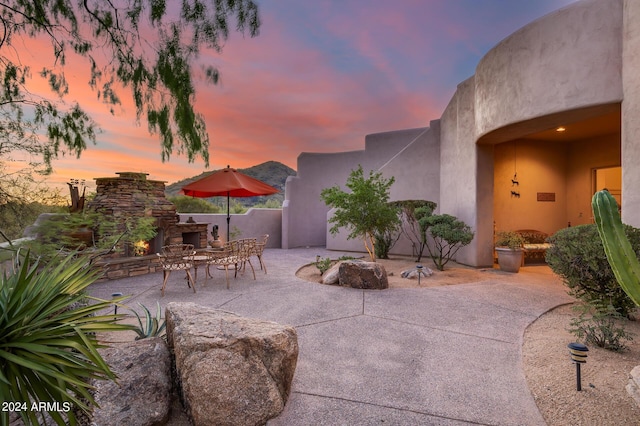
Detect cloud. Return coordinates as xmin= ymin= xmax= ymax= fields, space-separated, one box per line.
xmin=5 ymin=0 xmax=582 ymax=189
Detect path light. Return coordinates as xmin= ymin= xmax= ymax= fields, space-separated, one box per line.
xmin=568 ymin=342 xmax=589 ymax=391
xmin=111 ymin=292 xmax=123 ymax=316
xmin=416 ymin=265 xmax=427 ymax=286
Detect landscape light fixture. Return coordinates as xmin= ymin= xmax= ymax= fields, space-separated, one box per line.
xmin=416 ymin=265 xmax=427 ymax=286
xmin=567 ymin=342 xmax=589 ymax=391
xmin=111 ymin=292 xmax=123 ymax=316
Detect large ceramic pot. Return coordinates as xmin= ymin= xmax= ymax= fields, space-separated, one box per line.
xmin=495 ymin=247 xmax=523 ymax=273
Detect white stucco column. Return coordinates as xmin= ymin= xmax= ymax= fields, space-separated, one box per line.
xmin=622 ymin=0 xmax=640 ymax=227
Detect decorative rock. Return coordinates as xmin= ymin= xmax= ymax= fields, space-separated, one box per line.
xmin=338 ymin=260 xmax=389 ymax=289
xmin=322 ymin=262 xmax=342 ymax=284
xmin=166 ymin=303 xmax=298 ymax=426
xmin=90 ymin=337 xmax=172 ymax=426
xmin=627 ymin=365 xmax=640 ymax=408
xmin=401 ymin=266 xmax=434 ymax=279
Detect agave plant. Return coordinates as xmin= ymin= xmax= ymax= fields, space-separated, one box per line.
xmin=131 ymin=302 xmax=167 ymax=340
xmin=0 ymin=252 xmax=133 ymax=426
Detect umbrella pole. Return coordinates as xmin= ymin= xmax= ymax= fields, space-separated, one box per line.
xmin=226 ymin=192 xmax=230 ymax=242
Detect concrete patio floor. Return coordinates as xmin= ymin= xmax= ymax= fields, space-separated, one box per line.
xmin=87 ymin=247 xmax=574 ymax=425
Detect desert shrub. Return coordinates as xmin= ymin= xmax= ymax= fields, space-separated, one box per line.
xmin=0 ymin=252 xmax=132 ymax=425
xmin=315 ymin=256 xmax=332 ymax=274
xmin=374 ymin=224 xmax=401 ymax=259
xmin=168 ymin=195 xmax=221 ymax=213
xmin=568 ymin=302 xmax=634 ymax=352
xmin=421 ymin=214 xmax=474 ymax=271
xmin=390 ymin=200 xmax=438 ymax=262
xmin=546 ymin=224 xmax=640 ymax=317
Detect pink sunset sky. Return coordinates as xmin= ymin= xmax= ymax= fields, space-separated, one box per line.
xmin=11 ymin=0 xmax=579 ymax=190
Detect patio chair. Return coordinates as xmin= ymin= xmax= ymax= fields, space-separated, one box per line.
xmin=252 ymin=234 xmax=269 ymax=273
xmin=207 ymin=239 xmax=256 ymax=289
xmin=157 ymin=244 xmax=196 ymax=296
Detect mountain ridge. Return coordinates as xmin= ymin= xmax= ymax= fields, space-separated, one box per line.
xmin=165 ymin=161 xmax=296 ymax=206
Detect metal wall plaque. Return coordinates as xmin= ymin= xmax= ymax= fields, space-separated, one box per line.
xmin=537 ymin=192 xmax=555 ymax=202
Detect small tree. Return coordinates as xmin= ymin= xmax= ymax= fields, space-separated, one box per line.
xmin=320 ymin=165 xmax=399 ymax=261
xmin=391 ymin=200 xmax=438 ymax=261
xmin=421 ymin=214 xmax=474 ymax=271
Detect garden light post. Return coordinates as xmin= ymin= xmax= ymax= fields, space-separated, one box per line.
xmin=111 ymin=292 xmax=123 ymax=316
xmin=416 ymin=265 xmax=426 ymax=286
xmin=568 ymin=342 xmax=589 ymax=391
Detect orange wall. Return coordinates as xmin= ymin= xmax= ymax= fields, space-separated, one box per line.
xmin=566 ymin=133 xmax=621 ymax=226
xmin=493 ymin=140 xmax=568 ymax=235
xmin=494 ymin=134 xmax=621 ymax=235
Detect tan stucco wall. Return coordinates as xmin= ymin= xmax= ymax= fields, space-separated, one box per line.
xmin=440 ymin=0 xmax=625 ymax=266
xmin=475 ymin=0 xmax=623 ymax=142
xmin=622 ymin=0 xmax=640 ymax=227
xmin=324 ymin=126 xmax=442 ymax=255
xmin=282 ymin=128 xmax=422 ymax=249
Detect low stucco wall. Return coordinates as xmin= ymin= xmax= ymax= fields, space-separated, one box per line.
xmin=180 ymin=209 xmax=281 ymax=248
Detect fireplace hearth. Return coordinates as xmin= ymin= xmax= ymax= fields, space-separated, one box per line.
xmin=86 ymin=172 xmax=208 ymax=279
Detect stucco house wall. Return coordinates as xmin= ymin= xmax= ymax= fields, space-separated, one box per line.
xmin=283 ymin=0 xmax=640 ymax=267
xmin=324 ymin=125 xmax=441 ymax=255
xmin=282 ymin=129 xmax=419 ymax=249
xmin=474 ymin=0 xmax=623 ymax=143
xmin=622 ymin=0 xmax=640 ymax=228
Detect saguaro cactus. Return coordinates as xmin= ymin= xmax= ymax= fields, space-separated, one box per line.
xmin=592 ymin=189 xmax=640 ymax=306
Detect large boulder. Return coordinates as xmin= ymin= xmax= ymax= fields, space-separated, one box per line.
xmin=322 ymin=261 xmax=342 ymax=284
xmin=90 ymin=337 xmax=172 ymax=426
xmin=166 ymin=303 xmax=298 ymax=426
xmin=338 ymin=260 xmax=389 ymax=289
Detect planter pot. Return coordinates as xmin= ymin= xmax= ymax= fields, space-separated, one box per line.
xmin=496 ymin=247 xmax=523 ymax=273
xmin=209 ymin=239 xmax=224 ymax=249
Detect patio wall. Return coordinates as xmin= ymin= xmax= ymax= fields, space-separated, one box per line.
xmin=180 ymin=208 xmax=282 ymax=248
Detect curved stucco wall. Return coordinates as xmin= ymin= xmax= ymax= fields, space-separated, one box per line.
xmin=475 ymin=0 xmax=623 ymax=141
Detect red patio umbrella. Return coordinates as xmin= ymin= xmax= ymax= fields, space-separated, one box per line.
xmin=181 ymin=166 xmax=279 ymax=242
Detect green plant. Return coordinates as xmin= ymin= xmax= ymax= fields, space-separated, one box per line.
xmin=0 ymin=252 xmax=133 ymax=426
xmin=568 ymin=302 xmax=634 ymax=352
xmin=495 ymin=231 xmax=525 ymax=249
xmin=320 ymin=165 xmax=400 ymax=261
xmin=315 ymin=256 xmax=333 ymax=275
xmin=390 ymin=200 xmax=438 ymax=262
xmin=374 ymin=225 xmax=401 ymax=259
xmin=168 ymin=195 xmax=221 ymax=213
xmin=546 ymin=224 xmax=640 ymax=317
xmin=25 ymin=211 xmax=157 ymax=260
xmin=593 ymin=189 xmax=640 ymax=307
xmin=422 ymin=214 xmax=474 ymax=271
xmin=130 ymin=302 xmax=167 ymax=340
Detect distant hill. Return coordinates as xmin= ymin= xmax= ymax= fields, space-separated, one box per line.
xmin=165 ymin=161 xmax=296 ymax=207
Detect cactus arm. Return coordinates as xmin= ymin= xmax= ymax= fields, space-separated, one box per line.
xmin=592 ymin=190 xmax=640 ymax=306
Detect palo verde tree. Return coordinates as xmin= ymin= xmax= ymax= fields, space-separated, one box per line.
xmin=320 ymin=165 xmax=400 ymax=261
xmin=0 ymin=0 xmax=260 ymax=201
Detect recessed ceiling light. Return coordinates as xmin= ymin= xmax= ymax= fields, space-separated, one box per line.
xmin=556 ymin=126 xmax=566 ymax=132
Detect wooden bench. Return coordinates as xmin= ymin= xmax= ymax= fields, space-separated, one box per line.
xmin=515 ymin=230 xmax=551 ymax=264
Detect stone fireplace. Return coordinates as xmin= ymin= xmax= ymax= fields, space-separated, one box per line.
xmin=86 ymin=172 xmax=208 ymax=279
